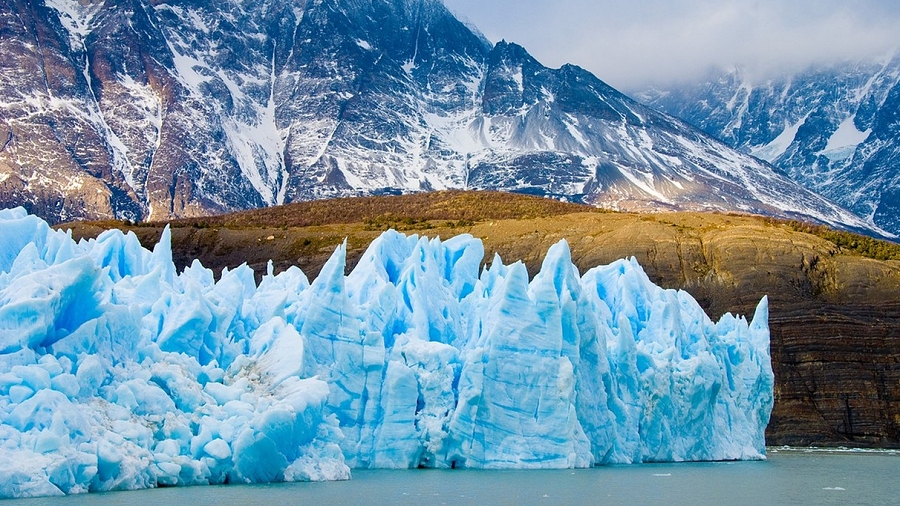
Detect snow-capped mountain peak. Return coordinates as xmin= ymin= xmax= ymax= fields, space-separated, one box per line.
xmin=639 ymin=54 xmax=900 ymax=236
xmin=0 ymin=0 xmax=886 ymax=236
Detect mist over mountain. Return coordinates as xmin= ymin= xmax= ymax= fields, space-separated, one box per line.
xmin=0 ymin=0 xmax=882 ymax=236
xmin=638 ymin=54 xmax=900 ymax=236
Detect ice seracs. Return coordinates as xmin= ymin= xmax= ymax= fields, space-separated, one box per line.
xmin=0 ymin=207 xmax=774 ymax=498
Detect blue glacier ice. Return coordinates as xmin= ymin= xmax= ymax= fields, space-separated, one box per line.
xmin=0 ymin=207 xmax=774 ymax=498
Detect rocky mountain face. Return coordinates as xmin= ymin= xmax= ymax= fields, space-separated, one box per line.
xmin=0 ymin=0 xmax=882 ymax=236
xmin=637 ymin=55 xmax=900 ymax=236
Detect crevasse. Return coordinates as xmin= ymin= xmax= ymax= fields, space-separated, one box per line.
xmin=0 ymin=207 xmax=773 ymax=499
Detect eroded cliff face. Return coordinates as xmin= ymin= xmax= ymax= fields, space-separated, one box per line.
xmin=603 ymin=222 xmax=900 ymax=446
xmin=61 ymin=197 xmax=900 ymax=446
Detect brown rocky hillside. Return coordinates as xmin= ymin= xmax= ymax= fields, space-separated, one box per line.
xmin=60 ymin=191 xmax=900 ymax=447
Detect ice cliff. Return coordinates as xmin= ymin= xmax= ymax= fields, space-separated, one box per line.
xmin=0 ymin=207 xmax=774 ymax=498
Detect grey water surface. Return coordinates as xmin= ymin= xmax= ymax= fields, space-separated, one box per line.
xmin=5 ymin=449 xmax=898 ymax=506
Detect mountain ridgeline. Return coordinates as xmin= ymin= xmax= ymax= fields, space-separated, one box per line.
xmin=638 ymin=56 xmax=900 ymax=236
xmin=0 ymin=0 xmax=882 ymax=236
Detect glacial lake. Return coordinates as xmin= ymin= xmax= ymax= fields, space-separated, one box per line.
xmin=4 ymin=449 xmax=898 ymax=506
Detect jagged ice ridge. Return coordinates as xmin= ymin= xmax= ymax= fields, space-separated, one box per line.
xmin=0 ymin=207 xmax=774 ymax=498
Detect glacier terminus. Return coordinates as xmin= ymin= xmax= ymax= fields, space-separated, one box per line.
xmin=0 ymin=207 xmax=774 ymax=498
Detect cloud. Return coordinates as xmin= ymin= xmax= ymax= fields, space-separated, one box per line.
xmin=442 ymin=0 xmax=900 ymax=90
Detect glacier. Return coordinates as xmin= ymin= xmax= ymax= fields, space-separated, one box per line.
xmin=0 ymin=207 xmax=774 ymax=498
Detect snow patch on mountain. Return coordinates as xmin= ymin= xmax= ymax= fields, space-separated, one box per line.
xmin=44 ymin=0 xmax=101 ymax=48
xmin=751 ymin=116 xmax=807 ymax=162
xmin=821 ymin=116 xmax=870 ymax=161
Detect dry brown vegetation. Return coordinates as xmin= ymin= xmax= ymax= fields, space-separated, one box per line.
xmin=72 ymin=191 xmax=899 ymax=267
xmin=769 ymin=218 xmax=900 ymax=261
xmin=161 ymin=190 xmax=600 ymax=229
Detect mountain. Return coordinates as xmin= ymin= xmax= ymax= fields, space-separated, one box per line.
xmin=0 ymin=0 xmax=882 ymax=236
xmin=637 ymin=55 xmax=900 ymax=236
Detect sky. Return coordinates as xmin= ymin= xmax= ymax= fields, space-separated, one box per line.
xmin=441 ymin=0 xmax=900 ymax=91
